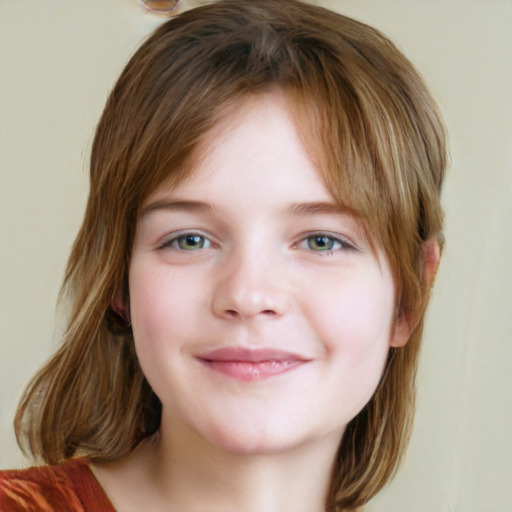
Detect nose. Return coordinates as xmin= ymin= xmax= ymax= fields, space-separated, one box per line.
xmin=211 ymin=248 xmax=291 ymax=320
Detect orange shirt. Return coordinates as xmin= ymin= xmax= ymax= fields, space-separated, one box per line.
xmin=0 ymin=458 xmax=115 ymax=511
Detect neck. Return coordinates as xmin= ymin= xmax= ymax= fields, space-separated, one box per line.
xmin=93 ymin=416 xmax=342 ymax=512
xmin=149 ymin=412 xmax=340 ymax=512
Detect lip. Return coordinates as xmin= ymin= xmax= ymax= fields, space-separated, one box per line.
xmin=195 ymin=347 xmax=310 ymax=381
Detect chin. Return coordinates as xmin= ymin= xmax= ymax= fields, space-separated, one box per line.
xmin=199 ymin=417 xmax=334 ymax=457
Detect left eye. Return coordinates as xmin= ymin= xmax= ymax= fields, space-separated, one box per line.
xmin=162 ymin=233 xmax=212 ymax=251
xmin=300 ymin=234 xmax=352 ymax=252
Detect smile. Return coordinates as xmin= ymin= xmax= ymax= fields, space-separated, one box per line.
xmin=196 ymin=347 xmax=309 ymax=381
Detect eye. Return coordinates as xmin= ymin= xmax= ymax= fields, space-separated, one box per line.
xmin=307 ymin=235 xmax=340 ymax=251
xmin=299 ymin=233 xmax=355 ymax=253
xmin=160 ymin=233 xmax=212 ymax=251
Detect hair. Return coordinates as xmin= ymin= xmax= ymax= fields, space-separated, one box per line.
xmin=14 ymin=1 xmax=446 ymax=510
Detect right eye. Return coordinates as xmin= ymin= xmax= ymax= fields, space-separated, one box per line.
xmin=160 ymin=233 xmax=212 ymax=251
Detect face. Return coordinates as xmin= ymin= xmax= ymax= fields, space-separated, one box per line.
xmin=128 ymin=92 xmax=409 ymax=456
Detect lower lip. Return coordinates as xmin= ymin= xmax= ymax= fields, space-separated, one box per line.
xmin=198 ymin=359 xmax=304 ymax=381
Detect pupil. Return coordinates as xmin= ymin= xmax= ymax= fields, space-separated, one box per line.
xmin=186 ymin=235 xmax=201 ymax=246
xmin=316 ymin=236 xmax=328 ymax=247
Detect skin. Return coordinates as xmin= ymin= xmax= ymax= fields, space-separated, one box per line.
xmin=93 ymin=92 xmax=412 ymax=512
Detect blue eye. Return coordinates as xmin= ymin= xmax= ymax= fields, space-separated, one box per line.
xmin=162 ymin=233 xmax=212 ymax=251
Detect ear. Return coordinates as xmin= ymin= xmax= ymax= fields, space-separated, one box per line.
xmin=112 ymin=290 xmax=131 ymax=324
xmin=390 ymin=238 xmax=441 ymax=348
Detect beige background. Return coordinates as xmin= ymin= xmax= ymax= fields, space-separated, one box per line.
xmin=1 ymin=1 xmax=511 ymax=511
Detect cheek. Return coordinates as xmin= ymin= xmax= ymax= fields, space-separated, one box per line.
xmin=128 ymin=264 xmax=187 ymax=352
xmin=128 ymin=263 xmax=196 ymax=398
xmin=307 ymin=268 xmax=396 ymax=381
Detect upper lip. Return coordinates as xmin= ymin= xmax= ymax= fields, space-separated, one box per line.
xmin=196 ymin=347 xmax=309 ymax=363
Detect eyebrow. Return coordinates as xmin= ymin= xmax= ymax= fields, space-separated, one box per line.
xmin=284 ymin=201 xmax=355 ymax=217
xmin=140 ymin=199 xmax=215 ymax=217
xmin=140 ymin=199 xmax=355 ymax=218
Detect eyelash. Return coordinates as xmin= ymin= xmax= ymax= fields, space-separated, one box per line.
xmin=158 ymin=231 xmax=355 ymax=254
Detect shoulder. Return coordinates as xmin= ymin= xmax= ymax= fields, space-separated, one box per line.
xmin=0 ymin=458 xmax=115 ymax=511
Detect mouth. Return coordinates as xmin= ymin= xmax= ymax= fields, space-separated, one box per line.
xmin=195 ymin=347 xmax=310 ymax=382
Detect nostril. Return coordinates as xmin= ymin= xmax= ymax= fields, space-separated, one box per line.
xmin=223 ymin=309 xmax=276 ymax=318
xmin=212 ymin=287 xmax=289 ymax=320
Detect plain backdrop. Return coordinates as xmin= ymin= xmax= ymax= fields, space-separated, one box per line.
xmin=1 ymin=1 xmax=511 ymax=511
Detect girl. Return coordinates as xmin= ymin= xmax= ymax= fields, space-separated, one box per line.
xmin=1 ymin=0 xmax=446 ymax=510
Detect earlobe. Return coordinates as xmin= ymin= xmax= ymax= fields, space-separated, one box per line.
xmin=389 ymin=238 xmax=441 ymax=348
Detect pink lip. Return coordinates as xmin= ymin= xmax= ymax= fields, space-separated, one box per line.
xmin=196 ymin=347 xmax=309 ymax=381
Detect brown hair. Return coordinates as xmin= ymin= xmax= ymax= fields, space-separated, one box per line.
xmin=15 ymin=1 xmax=446 ymax=509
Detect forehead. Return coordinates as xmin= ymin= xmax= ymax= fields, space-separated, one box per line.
xmin=144 ymin=91 xmax=331 ymax=205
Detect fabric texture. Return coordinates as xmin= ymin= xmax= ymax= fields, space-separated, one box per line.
xmin=0 ymin=458 xmax=115 ymax=511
